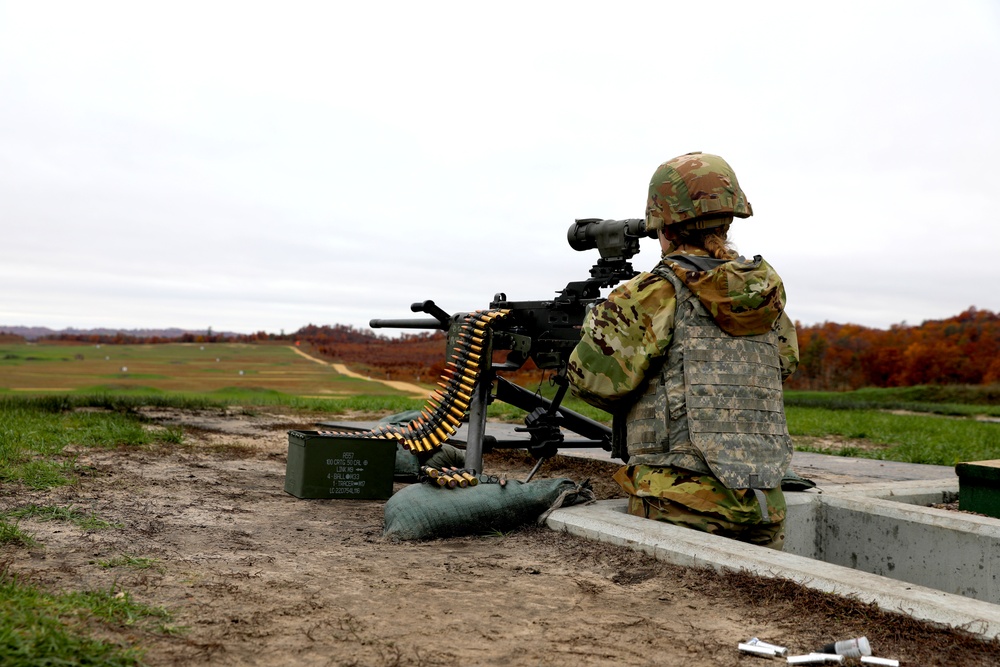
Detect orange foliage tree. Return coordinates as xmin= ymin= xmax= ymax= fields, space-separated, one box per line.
xmin=785 ymin=307 xmax=1000 ymax=390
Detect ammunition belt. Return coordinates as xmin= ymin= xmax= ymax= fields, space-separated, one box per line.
xmin=419 ymin=465 xmax=507 ymax=489
xmin=316 ymin=309 xmax=509 ymax=453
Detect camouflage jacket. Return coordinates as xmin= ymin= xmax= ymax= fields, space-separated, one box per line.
xmin=567 ymin=250 xmax=798 ymax=412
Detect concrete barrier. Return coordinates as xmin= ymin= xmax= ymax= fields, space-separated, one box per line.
xmin=546 ymin=485 xmax=1000 ymax=640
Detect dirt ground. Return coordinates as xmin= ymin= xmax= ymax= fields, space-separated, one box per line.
xmin=3 ymin=408 xmax=999 ymax=667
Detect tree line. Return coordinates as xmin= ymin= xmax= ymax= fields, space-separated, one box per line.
xmin=291 ymin=312 xmax=1000 ymax=392
xmin=13 ymin=308 xmax=999 ymax=392
xmin=787 ymin=307 xmax=1000 ymax=390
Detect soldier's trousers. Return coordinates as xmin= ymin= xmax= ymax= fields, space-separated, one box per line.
xmin=613 ymin=464 xmax=786 ymax=551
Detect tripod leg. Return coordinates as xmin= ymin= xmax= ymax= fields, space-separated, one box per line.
xmin=465 ymin=372 xmax=491 ymax=474
xmin=524 ymin=456 xmax=548 ymax=483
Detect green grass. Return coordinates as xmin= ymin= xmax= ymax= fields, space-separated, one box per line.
xmin=0 ymin=400 xmax=174 ymax=488
xmin=787 ymin=406 xmax=1000 ymax=466
xmin=0 ymin=517 xmax=35 ymax=547
xmin=0 ymin=566 xmax=168 ymax=667
xmin=785 ymin=385 xmax=1000 ymax=417
xmin=5 ymin=504 xmax=122 ymax=531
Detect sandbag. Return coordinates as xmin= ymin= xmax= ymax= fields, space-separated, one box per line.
xmin=383 ymin=477 xmax=589 ymax=540
xmin=394 ymin=443 xmax=421 ymax=480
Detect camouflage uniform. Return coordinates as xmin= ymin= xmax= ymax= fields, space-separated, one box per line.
xmin=613 ymin=466 xmax=786 ymax=550
xmin=567 ymin=152 xmax=798 ymax=550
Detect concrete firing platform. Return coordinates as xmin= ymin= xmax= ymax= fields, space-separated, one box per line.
xmin=545 ymin=496 xmax=1000 ymax=640
xmin=321 ymin=420 xmax=990 ymax=637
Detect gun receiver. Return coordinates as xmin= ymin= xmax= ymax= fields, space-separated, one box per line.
xmin=364 ymin=218 xmax=653 ymax=474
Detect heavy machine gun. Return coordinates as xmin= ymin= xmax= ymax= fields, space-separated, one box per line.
xmin=366 ymin=218 xmax=655 ymax=475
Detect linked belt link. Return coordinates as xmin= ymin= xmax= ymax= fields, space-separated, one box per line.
xmin=316 ymin=309 xmax=510 ymax=453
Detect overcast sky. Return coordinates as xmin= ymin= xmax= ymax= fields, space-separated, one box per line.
xmin=2 ymin=1 xmax=998 ymax=335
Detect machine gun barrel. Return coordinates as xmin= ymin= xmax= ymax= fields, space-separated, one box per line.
xmin=369 ymin=318 xmax=448 ymax=330
xmin=370 ymin=299 xmax=452 ymax=331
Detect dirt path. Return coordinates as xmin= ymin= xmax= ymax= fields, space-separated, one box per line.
xmin=288 ymin=346 xmax=428 ymax=398
xmin=2 ymin=409 xmax=998 ymax=666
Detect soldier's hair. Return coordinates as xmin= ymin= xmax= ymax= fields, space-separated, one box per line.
xmin=674 ymin=223 xmax=739 ymax=261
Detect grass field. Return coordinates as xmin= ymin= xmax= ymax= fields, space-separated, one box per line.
xmin=0 ymin=341 xmax=413 ymax=397
xmin=2 ymin=341 xmax=998 ymax=468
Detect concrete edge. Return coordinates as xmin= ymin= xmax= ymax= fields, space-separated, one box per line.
xmin=545 ymin=499 xmax=1000 ymax=640
xmin=817 ymin=478 xmax=959 ymax=502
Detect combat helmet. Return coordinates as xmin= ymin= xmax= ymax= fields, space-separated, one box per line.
xmin=645 ymin=152 xmax=752 ymax=231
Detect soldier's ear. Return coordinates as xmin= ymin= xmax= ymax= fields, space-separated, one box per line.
xmin=662 ymin=226 xmax=685 ymax=243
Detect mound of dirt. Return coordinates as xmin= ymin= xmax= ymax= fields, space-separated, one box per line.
xmin=2 ymin=408 xmax=997 ymax=666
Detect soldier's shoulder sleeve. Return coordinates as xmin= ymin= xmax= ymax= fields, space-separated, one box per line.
xmin=567 ymin=271 xmax=677 ymax=411
xmin=775 ymin=311 xmax=799 ymax=381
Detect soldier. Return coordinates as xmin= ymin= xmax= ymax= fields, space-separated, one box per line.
xmin=567 ymin=152 xmax=799 ymax=550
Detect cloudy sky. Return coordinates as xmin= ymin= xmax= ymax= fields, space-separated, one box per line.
xmin=2 ymin=1 xmax=998 ymax=335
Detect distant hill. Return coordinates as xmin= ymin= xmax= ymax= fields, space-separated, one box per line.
xmin=0 ymin=326 xmax=242 ymax=341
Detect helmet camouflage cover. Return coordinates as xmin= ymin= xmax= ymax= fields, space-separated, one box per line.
xmin=645 ymin=152 xmax=753 ymax=231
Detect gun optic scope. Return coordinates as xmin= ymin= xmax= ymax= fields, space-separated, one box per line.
xmin=567 ymin=218 xmax=653 ymax=261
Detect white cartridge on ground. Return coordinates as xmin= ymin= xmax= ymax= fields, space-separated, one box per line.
xmin=786 ymin=654 xmax=845 ymax=664
xmin=739 ymin=642 xmax=777 ymax=657
xmin=860 ymin=657 xmax=899 ymax=667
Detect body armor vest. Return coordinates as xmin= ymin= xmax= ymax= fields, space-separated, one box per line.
xmin=625 ymin=264 xmax=792 ymax=489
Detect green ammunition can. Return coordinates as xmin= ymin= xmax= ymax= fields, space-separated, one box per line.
xmin=284 ymin=431 xmax=396 ymax=500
